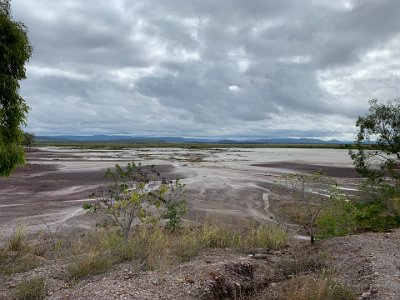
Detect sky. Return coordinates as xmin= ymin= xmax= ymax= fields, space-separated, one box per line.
xmin=12 ymin=0 xmax=400 ymax=139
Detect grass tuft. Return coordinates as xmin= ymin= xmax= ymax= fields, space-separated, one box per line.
xmin=65 ymin=251 xmax=113 ymax=281
xmin=8 ymin=225 xmax=27 ymax=252
xmin=14 ymin=277 xmax=47 ymax=300
xmin=279 ymin=249 xmax=328 ymax=277
xmin=279 ymin=275 xmax=356 ymax=300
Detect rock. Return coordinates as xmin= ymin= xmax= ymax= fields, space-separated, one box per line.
xmin=361 ymin=291 xmax=371 ymax=298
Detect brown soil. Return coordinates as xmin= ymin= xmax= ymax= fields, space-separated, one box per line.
xmin=1 ymin=230 xmax=399 ymax=299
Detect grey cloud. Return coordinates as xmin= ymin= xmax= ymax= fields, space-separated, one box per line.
xmin=12 ymin=0 xmax=400 ymax=138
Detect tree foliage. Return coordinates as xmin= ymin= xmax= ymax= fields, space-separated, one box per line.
xmin=161 ymin=179 xmax=187 ymax=232
xmin=281 ymin=172 xmax=336 ymax=244
xmin=23 ymin=131 xmax=34 ymax=148
xmin=89 ymin=163 xmax=168 ymax=245
xmin=350 ymin=99 xmax=400 ymax=182
xmin=88 ymin=162 xmax=187 ymax=251
xmin=0 ymin=0 xmax=32 ymax=176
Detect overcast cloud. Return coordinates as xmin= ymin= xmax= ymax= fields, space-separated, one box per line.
xmin=12 ymin=0 xmax=400 ymax=139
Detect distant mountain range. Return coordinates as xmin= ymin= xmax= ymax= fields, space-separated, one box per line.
xmin=36 ymin=135 xmax=353 ymax=144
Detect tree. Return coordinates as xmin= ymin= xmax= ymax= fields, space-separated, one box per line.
xmin=23 ymin=132 xmax=34 ymax=148
xmin=87 ymin=162 xmax=187 ymax=258
xmin=89 ymin=163 xmax=169 ymax=247
xmin=161 ymin=179 xmax=187 ymax=232
xmin=0 ymin=0 xmax=32 ymax=176
xmin=282 ymin=172 xmax=335 ymax=244
xmin=350 ymin=99 xmax=400 ymax=182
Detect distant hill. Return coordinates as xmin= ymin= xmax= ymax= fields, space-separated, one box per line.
xmin=36 ymin=135 xmax=353 ymax=144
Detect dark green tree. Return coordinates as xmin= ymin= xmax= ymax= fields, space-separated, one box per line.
xmin=350 ymin=99 xmax=400 ymax=182
xmin=23 ymin=131 xmax=34 ymax=148
xmin=0 ymin=0 xmax=32 ymax=176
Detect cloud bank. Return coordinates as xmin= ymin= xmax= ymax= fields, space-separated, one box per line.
xmin=13 ymin=0 xmax=400 ymax=139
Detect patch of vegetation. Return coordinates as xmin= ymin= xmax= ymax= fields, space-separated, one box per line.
xmin=61 ymin=222 xmax=288 ymax=275
xmin=0 ymin=226 xmax=41 ymax=276
xmin=0 ymin=251 xmax=40 ymax=276
xmin=7 ymin=225 xmax=28 ymax=251
xmin=65 ymin=252 xmax=113 ymax=281
xmin=353 ymin=200 xmax=400 ymax=232
xmin=279 ymin=249 xmax=328 ymax=277
xmin=316 ymin=193 xmax=357 ymax=239
xmin=86 ymin=162 xmax=187 ymax=260
xmin=278 ymin=274 xmax=356 ymax=300
xmin=14 ymin=277 xmax=47 ymax=300
xmin=281 ymin=172 xmax=336 ymax=244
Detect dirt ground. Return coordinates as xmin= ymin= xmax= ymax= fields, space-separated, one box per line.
xmin=1 ymin=230 xmax=399 ymax=299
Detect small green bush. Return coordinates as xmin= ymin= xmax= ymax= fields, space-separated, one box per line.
xmin=353 ymin=181 xmax=400 ymax=232
xmin=14 ymin=277 xmax=46 ymax=300
xmin=353 ymin=200 xmax=400 ymax=232
xmin=316 ymin=195 xmax=356 ymax=239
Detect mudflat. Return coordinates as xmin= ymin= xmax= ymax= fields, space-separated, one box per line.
xmin=0 ymin=147 xmax=360 ymax=236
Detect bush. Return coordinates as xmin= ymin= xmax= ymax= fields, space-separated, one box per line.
xmin=161 ymin=179 xmax=187 ymax=232
xmin=14 ymin=277 xmax=46 ymax=300
xmin=353 ymin=200 xmax=400 ymax=232
xmin=316 ymin=194 xmax=356 ymax=239
xmin=352 ymin=181 xmax=400 ymax=231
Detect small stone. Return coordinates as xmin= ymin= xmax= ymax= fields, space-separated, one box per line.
xmin=361 ymin=291 xmax=371 ymax=298
xmin=370 ymin=288 xmax=378 ymax=294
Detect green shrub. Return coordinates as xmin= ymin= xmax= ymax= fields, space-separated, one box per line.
xmin=353 ymin=200 xmax=400 ymax=232
xmin=161 ymin=179 xmax=187 ymax=232
xmin=316 ymin=195 xmax=356 ymax=239
xmin=14 ymin=277 xmax=46 ymax=300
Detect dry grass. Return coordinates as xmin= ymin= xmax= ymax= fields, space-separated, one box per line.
xmin=278 ymin=274 xmax=356 ymax=300
xmin=279 ymin=249 xmax=328 ymax=277
xmin=14 ymin=277 xmax=47 ymax=300
xmin=65 ymin=251 xmax=113 ymax=281
xmin=61 ymin=222 xmax=289 ymax=274
xmin=0 ymin=226 xmax=42 ymax=276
